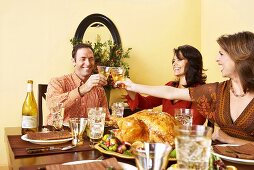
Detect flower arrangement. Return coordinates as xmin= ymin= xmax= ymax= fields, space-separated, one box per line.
xmin=70 ymin=35 xmax=132 ymax=89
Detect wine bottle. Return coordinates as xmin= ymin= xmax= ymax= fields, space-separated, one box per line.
xmin=21 ymin=80 xmax=38 ymax=135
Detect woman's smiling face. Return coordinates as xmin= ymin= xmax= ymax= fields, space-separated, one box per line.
xmin=216 ymin=47 xmax=236 ymax=78
xmin=172 ymin=52 xmax=188 ymax=78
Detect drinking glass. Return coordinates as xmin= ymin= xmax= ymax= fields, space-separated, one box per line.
xmin=50 ymin=103 xmax=64 ymax=131
xmin=133 ymin=142 xmax=172 ymax=170
xmin=87 ymin=107 xmax=106 ymax=147
xmin=110 ymin=67 xmax=126 ymax=88
xmin=111 ymin=102 xmax=124 ymax=119
xmin=69 ymin=118 xmax=88 ymax=146
xmin=174 ymin=125 xmax=213 ymax=170
xmin=97 ymin=66 xmax=111 ymax=79
xmin=174 ymin=108 xmax=193 ymax=126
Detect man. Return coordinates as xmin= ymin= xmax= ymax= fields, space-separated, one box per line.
xmin=46 ymin=43 xmax=109 ymax=125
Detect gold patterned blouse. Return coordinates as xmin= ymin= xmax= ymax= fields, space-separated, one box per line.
xmin=189 ymin=80 xmax=254 ymax=141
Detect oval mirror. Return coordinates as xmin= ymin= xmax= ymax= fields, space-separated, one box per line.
xmin=83 ymin=22 xmax=112 ymax=43
xmin=74 ymin=13 xmax=121 ymax=45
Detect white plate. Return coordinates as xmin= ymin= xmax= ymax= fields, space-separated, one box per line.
xmin=212 ymin=144 xmax=254 ymax=165
xmin=21 ymin=134 xmax=72 ymax=145
xmin=63 ymin=160 xmax=137 ymax=170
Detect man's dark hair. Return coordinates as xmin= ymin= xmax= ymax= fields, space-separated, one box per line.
xmin=72 ymin=43 xmax=94 ymax=61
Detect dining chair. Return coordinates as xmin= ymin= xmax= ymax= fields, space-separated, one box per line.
xmin=38 ymin=84 xmax=48 ymax=131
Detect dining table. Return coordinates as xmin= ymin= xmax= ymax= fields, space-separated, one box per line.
xmin=5 ymin=127 xmax=254 ymax=170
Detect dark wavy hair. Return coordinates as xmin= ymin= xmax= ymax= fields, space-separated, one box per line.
xmin=217 ymin=31 xmax=254 ymax=93
xmin=72 ymin=43 xmax=94 ymax=61
xmin=173 ymin=45 xmax=207 ymax=87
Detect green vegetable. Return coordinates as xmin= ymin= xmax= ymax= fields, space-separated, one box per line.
xmin=123 ymin=150 xmax=133 ymax=156
xmin=99 ymin=143 xmax=111 ymax=151
xmin=109 ymin=144 xmax=118 ymax=152
xmin=169 ymin=149 xmax=176 ymax=158
xmin=102 ymin=134 xmax=111 ymax=142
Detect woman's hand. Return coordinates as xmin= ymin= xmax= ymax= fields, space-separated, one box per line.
xmin=212 ymin=126 xmax=254 ymax=145
xmin=212 ymin=126 xmax=230 ymax=143
xmin=116 ymin=78 xmax=136 ymax=91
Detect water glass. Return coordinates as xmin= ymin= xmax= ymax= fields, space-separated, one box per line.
xmin=133 ymin=142 xmax=172 ymax=170
xmin=174 ymin=108 xmax=193 ymax=126
xmin=87 ymin=107 xmax=106 ymax=147
xmin=111 ymin=102 xmax=124 ymax=119
xmin=69 ymin=118 xmax=87 ymax=146
xmin=50 ymin=103 xmax=64 ymax=130
xmin=174 ymin=125 xmax=213 ymax=170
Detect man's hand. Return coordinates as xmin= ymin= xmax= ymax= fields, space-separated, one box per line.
xmin=79 ymin=74 xmax=107 ymax=95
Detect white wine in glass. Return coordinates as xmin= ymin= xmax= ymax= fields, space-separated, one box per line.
xmin=97 ymin=66 xmax=111 ymax=79
xmin=111 ymin=67 xmax=126 ymax=88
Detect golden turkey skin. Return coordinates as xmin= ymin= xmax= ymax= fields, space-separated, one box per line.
xmin=116 ymin=110 xmax=180 ymax=145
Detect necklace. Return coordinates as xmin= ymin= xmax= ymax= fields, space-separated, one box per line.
xmin=230 ymin=81 xmax=246 ymax=97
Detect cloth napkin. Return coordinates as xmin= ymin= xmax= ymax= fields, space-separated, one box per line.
xmin=213 ymin=143 xmax=254 ymax=159
xmin=46 ymin=157 xmax=123 ymax=170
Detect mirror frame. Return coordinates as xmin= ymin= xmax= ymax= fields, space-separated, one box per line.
xmin=74 ymin=13 xmax=121 ymax=45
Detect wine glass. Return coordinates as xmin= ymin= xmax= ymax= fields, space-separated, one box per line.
xmin=97 ymin=66 xmax=111 ymax=79
xmin=110 ymin=67 xmax=126 ymax=88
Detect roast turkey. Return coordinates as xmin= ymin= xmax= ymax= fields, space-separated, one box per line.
xmin=116 ymin=110 xmax=180 ymax=145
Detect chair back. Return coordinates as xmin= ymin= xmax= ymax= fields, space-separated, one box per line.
xmin=38 ymin=84 xmax=48 ymax=131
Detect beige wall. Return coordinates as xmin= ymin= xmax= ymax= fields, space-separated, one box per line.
xmin=1 ymin=0 xmax=254 ymax=168
xmin=201 ymin=0 xmax=254 ymax=83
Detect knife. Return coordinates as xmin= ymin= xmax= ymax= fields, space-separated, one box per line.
xmin=26 ymin=145 xmax=75 ymax=153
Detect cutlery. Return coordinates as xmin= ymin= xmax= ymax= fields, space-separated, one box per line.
xmin=26 ymin=145 xmax=75 ymax=153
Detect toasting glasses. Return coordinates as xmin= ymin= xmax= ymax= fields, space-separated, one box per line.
xmin=97 ymin=66 xmax=126 ymax=88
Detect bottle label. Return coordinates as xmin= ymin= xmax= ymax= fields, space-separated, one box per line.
xmin=27 ymin=84 xmax=33 ymax=92
xmin=22 ymin=116 xmax=37 ymax=128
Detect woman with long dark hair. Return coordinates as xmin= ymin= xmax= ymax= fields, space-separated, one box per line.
xmin=126 ymin=45 xmax=207 ymax=125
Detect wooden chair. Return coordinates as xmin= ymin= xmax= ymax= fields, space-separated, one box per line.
xmin=38 ymin=84 xmax=48 ymax=131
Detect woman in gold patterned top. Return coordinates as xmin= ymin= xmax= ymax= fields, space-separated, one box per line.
xmin=118 ymin=31 xmax=254 ymax=145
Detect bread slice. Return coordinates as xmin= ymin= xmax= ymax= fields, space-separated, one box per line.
xmin=27 ymin=131 xmax=72 ymax=140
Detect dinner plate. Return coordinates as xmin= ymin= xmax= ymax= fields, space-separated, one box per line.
xmin=63 ymin=160 xmax=137 ymax=170
xmin=212 ymin=144 xmax=254 ymax=165
xmin=21 ymin=134 xmax=72 ymax=145
xmin=94 ymin=143 xmax=177 ymax=161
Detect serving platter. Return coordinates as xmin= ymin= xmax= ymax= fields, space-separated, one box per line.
xmin=21 ymin=134 xmax=72 ymax=145
xmin=212 ymin=144 xmax=254 ymax=165
xmin=94 ymin=143 xmax=177 ymax=161
xmin=94 ymin=143 xmax=134 ymax=159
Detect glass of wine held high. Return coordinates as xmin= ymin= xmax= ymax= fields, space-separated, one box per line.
xmin=110 ymin=67 xmax=126 ymax=88
xmin=97 ymin=66 xmax=111 ymax=79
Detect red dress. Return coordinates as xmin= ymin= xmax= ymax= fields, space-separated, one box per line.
xmin=126 ymin=81 xmax=206 ymax=125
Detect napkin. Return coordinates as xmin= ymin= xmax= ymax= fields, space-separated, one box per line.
xmin=46 ymin=157 xmax=123 ymax=170
xmin=27 ymin=131 xmax=72 ymax=140
xmin=213 ymin=143 xmax=254 ymax=160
